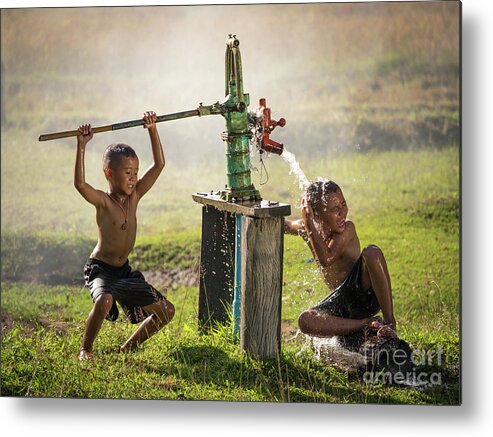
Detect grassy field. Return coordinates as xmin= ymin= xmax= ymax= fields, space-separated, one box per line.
xmin=1 ymin=3 xmax=459 ymax=404
xmin=1 ymin=146 xmax=459 ymax=403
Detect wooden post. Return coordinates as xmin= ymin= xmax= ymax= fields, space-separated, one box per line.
xmin=193 ymin=193 xmax=290 ymax=359
xmin=240 ymin=216 xmax=284 ymax=360
xmin=198 ymin=205 xmax=235 ymax=331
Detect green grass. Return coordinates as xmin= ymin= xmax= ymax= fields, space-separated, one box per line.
xmin=1 ymin=306 xmax=458 ymax=404
xmin=1 ymin=147 xmax=460 ymax=403
xmin=1 ymin=135 xmax=459 ymax=403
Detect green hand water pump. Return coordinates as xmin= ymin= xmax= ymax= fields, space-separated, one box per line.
xmin=220 ymin=34 xmax=259 ymax=202
xmin=39 ymin=35 xmax=286 ymax=202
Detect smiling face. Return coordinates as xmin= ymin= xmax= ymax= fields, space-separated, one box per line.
xmin=103 ymin=143 xmax=139 ymax=197
xmin=105 ymin=156 xmax=139 ymax=196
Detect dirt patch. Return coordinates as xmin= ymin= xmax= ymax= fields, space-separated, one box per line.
xmin=3 ymin=264 xmax=200 ymax=289
xmin=142 ymin=266 xmax=199 ymax=290
xmin=1 ymin=271 xmax=84 ymax=286
xmin=282 ymin=320 xmax=307 ymax=345
xmin=1 ymin=312 xmax=15 ymax=337
xmin=39 ymin=318 xmax=70 ymax=334
xmin=1 ymin=312 xmax=70 ymax=338
xmin=1 ymin=312 xmax=40 ymax=338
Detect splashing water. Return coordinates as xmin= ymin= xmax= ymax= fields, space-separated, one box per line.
xmin=281 ymin=149 xmax=311 ymax=192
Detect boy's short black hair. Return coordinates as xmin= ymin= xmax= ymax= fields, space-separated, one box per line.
xmin=103 ymin=143 xmax=138 ymax=169
xmin=307 ymin=179 xmax=341 ymax=211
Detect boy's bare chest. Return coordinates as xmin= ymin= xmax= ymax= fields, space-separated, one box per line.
xmin=97 ymin=197 xmax=138 ymax=234
xmin=324 ymin=234 xmax=361 ymax=288
xmin=94 ymin=199 xmax=138 ymax=263
xmin=344 ymin=235 xmax=361 ymax=260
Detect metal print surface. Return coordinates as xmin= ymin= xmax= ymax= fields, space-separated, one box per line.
xmin=1 ymin=1 xmax=460 ymax=405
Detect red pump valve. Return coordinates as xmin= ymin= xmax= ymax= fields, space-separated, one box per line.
xmin=256 ymin=98 xmax=286 ymax=155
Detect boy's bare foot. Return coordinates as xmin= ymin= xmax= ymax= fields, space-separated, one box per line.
xmin=377 ymin=324 xmax=397 ymax=339
xmin=78 ymin=349 xmax=94 ymax=361
xmin=368 ymin=316 xmax=383 ymax=331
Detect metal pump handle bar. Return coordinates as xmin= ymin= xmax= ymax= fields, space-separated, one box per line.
xmin=38 ymin=101 xmax=245 ymax=142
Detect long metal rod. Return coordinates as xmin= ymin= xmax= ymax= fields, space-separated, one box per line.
xmin=38 ymin=109 xmax=201 ymax=142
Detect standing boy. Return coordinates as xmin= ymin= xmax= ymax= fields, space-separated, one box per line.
xmin=75 ymin=111 xmax=175 ymax=360
xmin=285 ymin=179 xmax=397 ymax=339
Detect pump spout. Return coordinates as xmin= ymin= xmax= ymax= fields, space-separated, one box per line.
xmin=251 ymin=98 xmax=286 ymax=155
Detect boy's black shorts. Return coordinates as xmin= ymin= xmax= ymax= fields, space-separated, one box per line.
xmin=84 ymin=257 xmax=166 ymax=324
xmin=311 ymin=256 xmax=380 ymax=320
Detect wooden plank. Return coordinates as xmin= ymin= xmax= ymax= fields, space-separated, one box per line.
xmin=240 ymin=216 xmax=284 ymax=359
xmin=198 ymin=205 xmax=235 ymax=331
xmin=192 ymin=193 xmax=291 ymax=218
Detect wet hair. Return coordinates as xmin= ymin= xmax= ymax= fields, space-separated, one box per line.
xmin=306 ymin=179 xmax=341 ymax=213
xmin=103 ymin=143 xmax=138 ymax=170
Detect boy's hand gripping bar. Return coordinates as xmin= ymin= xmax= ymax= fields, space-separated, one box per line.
xmin=38 ymin=101 xmax=245 ymax=142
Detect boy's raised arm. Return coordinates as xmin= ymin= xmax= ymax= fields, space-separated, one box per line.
xmin=136 ymin=111 xmax=165 ymax=199
xmin=284 ymin=219 xmax=305 ymax=235
xmin=301 ymin=197 xmax=352 ymax=268
xmin=74 ymin=124 xmax=106 ymax=207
